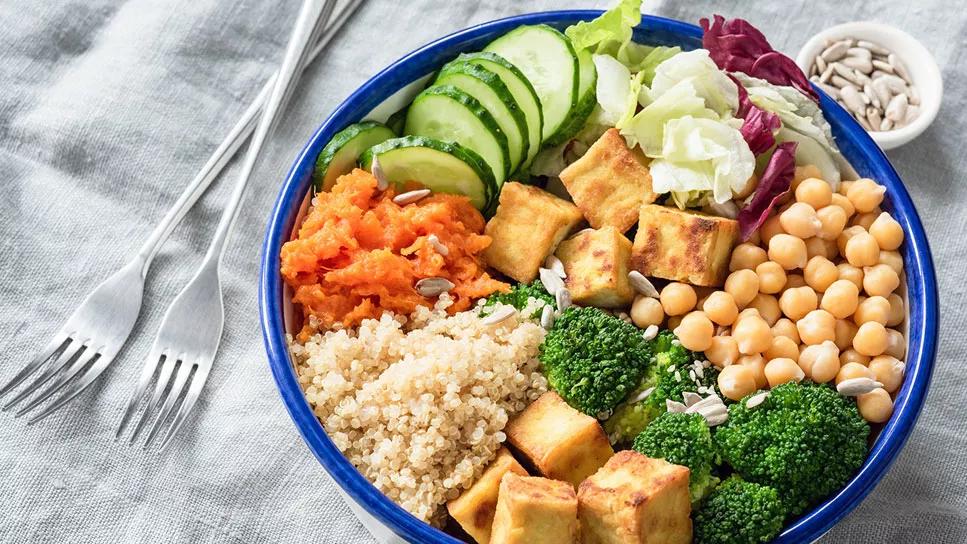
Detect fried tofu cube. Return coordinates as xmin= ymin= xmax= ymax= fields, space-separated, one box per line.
xmin=555 ymin=226 xmax=635 ymax=308
xmin=559 ymin=128 xmax=658 ymax=232
xmin=447 ymin=448 xmax=529 ymax=544
xmin=631 ymin=204 xmax=739 ymax=287
xmin=578 ymin=451 xmax=692 ymax=544
xmin=483 ymin=182 xmax=584 ymax=283
xmin=490 ymin=473 xmax=579 ymax=544
xmin=505 ymin=392 xmax=614 ymax=488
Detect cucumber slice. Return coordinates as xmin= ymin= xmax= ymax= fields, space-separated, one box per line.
xmin=434 ymin=62 xmax=529 ymax=175
xmin=457 ymin=52 xmax=543 ymax=174
xmin=404 ymin=85 xmax=510 ymax=185
xmin=484 ymin=24 xmax=578 ymax=145
xmin=385 ymin=106 xmax=408 ymax=135
xmin=313 ymin=121 xmax=396 ymax=192
xmin=547 ymin=48 xmax=598 ymax=146
xmin=359 ymin=136 xmax=496 ymax=210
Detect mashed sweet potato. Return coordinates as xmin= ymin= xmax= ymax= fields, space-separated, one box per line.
xmin=281 ymin=169 xmax=507 ymax=339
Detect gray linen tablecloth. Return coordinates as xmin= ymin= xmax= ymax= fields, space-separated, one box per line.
xmin=0 ymin=0 xmax=962 ymax=542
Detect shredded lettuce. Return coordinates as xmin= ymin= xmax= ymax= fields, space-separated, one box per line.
xmin=592 ymin=54 xmax=634 ymax=126
xmin=649 ymin=50 xmax=739 ymax=117
xmin=620 ymin=80 xmax=718 ymax=154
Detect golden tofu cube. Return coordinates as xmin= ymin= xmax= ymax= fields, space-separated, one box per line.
xmin=578 ymin=451 xmax=692 ymax=544
xmin=490 ymin=473 xmax=579 ymax=544
xmin=505 ymin=392 xmax=614 ymax=488
xmin=559 ymin=128 xmax=658 ymax=232
xmin=483 ymin=182 xmax=584 ymax=283
xmin=631 ymin=204 xmax=739 ymax=287
xmin=447 ymin=448 xmax=529 ymax=544
xmin=555 ymin=226 xmax=635 ymax=308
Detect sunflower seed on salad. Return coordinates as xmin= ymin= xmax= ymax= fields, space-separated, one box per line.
xmin=540 ymin=304 xmax=555 ymax=330
xmin=371 ymin=155 xmax=389 ymax=191
xmin=544 ymin=255 xmax=567 ymax=278
xmin=480 ymin=304 xmax=517 ymax=325
xmin=555 ymin=287 xmax=572 ymax=313
xmin=415 ymin=277 xmax=454 ymax=297
xmin=392 ymin=188 xmax=432 ymax=205
xmin=539 ymin=267 xmax=566 ymax=296
xmin=628 ymin=270 xmax=660 ymax=298
xmin=746 ymin=391 xmax=770 ymax=409
xmin=427 ymin=234 xmax=449 ymax=256
xmin=641 ymin=324 xmax=659 ymax=341
xmin=837 ymin=378 xmax=885 ymax=396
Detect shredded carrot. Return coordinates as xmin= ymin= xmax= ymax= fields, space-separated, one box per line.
xmin=280 ymin=169 xmax=508 ymax=339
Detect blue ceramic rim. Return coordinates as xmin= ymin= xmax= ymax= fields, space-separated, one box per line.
xmin=259 ymin=10 xmax=939 ymax=544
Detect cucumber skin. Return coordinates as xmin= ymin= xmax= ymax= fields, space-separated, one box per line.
xmin=434 ymin=61 xmax=529 ymax=175
xmin=545 ymin=48 xmax=598 ymax=147
xmin=404 ymin=84 xmax=511 ymax=184
xmin=313 ymin=121 xmax=396 ymax=193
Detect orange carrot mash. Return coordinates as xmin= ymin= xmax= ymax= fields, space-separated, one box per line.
xmin=280 ymin=169 xmax=508 ymax=339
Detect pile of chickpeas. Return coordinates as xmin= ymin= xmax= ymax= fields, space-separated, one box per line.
xmin=629 ymin=167 xmax=906 ymax=424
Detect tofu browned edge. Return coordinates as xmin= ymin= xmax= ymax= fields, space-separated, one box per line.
xmin=490 ymin=472 xmax=579 ymax=544
xmin=631 ymin=204 xmax=739 ymax=287
xmin=559 ymin=128 xmax=658 ymax=233
xmin=447 ymin=447 xmax=528 ymax=544
xmin=482 ymin=182 xmax=584 ymax=283
xmin=555 ymin=226 xmax=635 ymax=308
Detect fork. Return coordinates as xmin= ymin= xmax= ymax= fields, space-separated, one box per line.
xmin=0 ymin=0 xmax=360 ymax=424
xmin=115 ymin=0 xmax=338 ymax=451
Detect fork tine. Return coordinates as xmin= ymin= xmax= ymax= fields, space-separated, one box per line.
xmin=15 ymin=348 xmax=100 ymax=418
xmin=115 ymin=349 xmax=165 ymax=439
xmin=157 ymin=363 xmax=211 ymax=451
xmin=127 ymin=354 xmax=177 ymax=444
xmin=142 ymin=360 xmax=195 ymax=450
xmin=2 ymin=340 xmax=84 ymax=412
xmin=0 ymin=334 xmax=70 ymax=401
xmin=27 ymin=347 xmax=119 ymax=425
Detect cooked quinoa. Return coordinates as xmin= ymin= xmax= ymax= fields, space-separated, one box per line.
xmin=291 ymin=295 xmax=548 ymax=523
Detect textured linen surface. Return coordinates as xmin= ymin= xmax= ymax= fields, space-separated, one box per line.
xmin=0 ymin=0 xmax=961 ymax=542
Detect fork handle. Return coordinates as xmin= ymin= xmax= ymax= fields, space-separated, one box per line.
xmin=134 ymin=0 xmax=356 ymax=276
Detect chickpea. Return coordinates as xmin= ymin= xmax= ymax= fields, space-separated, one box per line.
xmin=836 ymin=362 xmax=873 ymax=384
xmin=838 ymin=180 xmax=854 ymax=196
xmin=706 ymin=336 xmax=740 ymax=368
xmin=862 ymin=264 xmax=900 ymax=297
xmin=725 ymin=269 xmax=759 ymax=309
xmin=885 ymin=329 xmax=906 ymax=359
xmin=732 ymin=314 xmax=773 ymax=355
xmin=667 ymin=315 xmax=683 ymax=331
xmin=768 ymin=234 xmax=808 ymax=270
xmin=853 ymin=321 xmax=889 ymax=356
xmin=748 ymin=294 xmax=781 ymax=326
xmin=772 ymin=318 xmax=801 ymax=343
xmin=795 ymin=178 xmax=833 ymax=208
xmin=854 ymin=296 xmax=891 ymax=326
xmin=869 ymin=355 xmax=905 ymax=393
xmin=804 ymin=237 xmax=836 ymax=260
xmin=718 ymin=364 xmax=758 ymax=402
xmin=845 ymin=232 xmax=881 ymax=267
xmin=780 ymin=202 xmax=822 ymax=239
xmin=660 ymin=283 xmax=697 ymax=316
xmin=837 ymin=263 xmax=865 ymax=291
xmin=878 ymin=250 xmax=904 ymax=275
xmin=779 ymin=286 xmax=818 ymax=321
xmin=857 ymin=388 xmax=893 ymax=423
xmin=799 ymin=340 xmax=840 ymax=382
xmin=755 ymin=261 xmax=787 ymax=294
xmin=846 ymin=178 xmax=887 ymax=213
xmin=840 ymin=349 xmax=871 ymax=366
xmin=821 ymin=279 xmax=860 ymax=319
xmin=736 ymin=308 xmax=761 ymax=324
xmin=765 ymin=357 xmax=805 ymax=387
xmin=869 ymin=212 xmax=903 ymax=250
xmin=835 ymin=319 xmax=859 ymax=351
xmin=631 ymin=296 xmax=665 ymax=329
xmin=852 ymin=210 xmax=880 ymax=230
xmin=804 ymin=256 xmax=839 ymax=292
xmin=730 ymin=243 xmax=768 ymax=271
xmin=816 ymin=205 xmax=848 ymax=240
xmin=793 ymin=165 xmax=823 ymax=189
xmin=797 ymin=309 xmax=836 ymax=345
xmin=702 ymin=291 xmax=739 ymax=326
xmin=765 ymin=335 xmax=800 ymax=361
xmin=784 ymin=274 xmax=806 ymax=290
xmin=830 ymin=193 xmax=856 ymax=218
xmin=738 ymin=354 xmax=768 ymax=389
xmin=674 ymin=311 xmax=715 ymax=351
xmin=837 ymin=225 xmax=867 ymax=256
xmin=760 ymin=214 xmax=785 ymax=246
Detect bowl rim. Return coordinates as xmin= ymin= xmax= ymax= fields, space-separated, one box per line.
xmin=259 ymin=10 xmax=940 ymax=544
xmin=794 ymin=21 xmax=943 ymax=150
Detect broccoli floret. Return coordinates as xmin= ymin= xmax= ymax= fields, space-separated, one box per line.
xmin=632 ymin=412 xmax=719 ymax=502
xmin=539 ymin=306 xmax=651 ymax=417
xmin=605 ymin=330 xmax=720 ymax=444
xmin=714 ymin=381 xmax=870 ymax=515
xmin=693 ymin=477 xmax=786 ymax=544
xmin=484 ymin=280 xmax=554 ymax=311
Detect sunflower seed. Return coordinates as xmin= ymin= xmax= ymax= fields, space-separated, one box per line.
xmin=858 ymin=40 xmax=890 ymax=55
xmin=837 ymin=377 xmax=884 ymax=396
xmin=819 ymin=64 xmax=835 ymax=83
xmin=816 ymin=81 xmax=840 ymax=99
xmin=628 ymin=271 xmax=660 ymax=298
xmin=815 ymin=55 xmax=827 ymax=73
xmin=831 ymin=62 xmax=859 ymax=83
xmin=878 ymin=74 xmax=908 ymax=93
xmin=888 ymin=53 xmax=912 ymax=83
xmin=880 ymin=118 xmax=894 ymax=131
xmin=686 ymin=394 xmax=724 ymax=414
xmin=544 ymin=255 xmax=566 ymax=278
xmin=847 ymin=47 xmax=872 ymax=60
xmin=641 ymin=324 xmax=659 ymax=341
xmin=415 ymin=277 xmax=454 ymax=297
xmin=885 ymin=93 xmax=908 ymax=122
xmin=871 ymin=59 xmax=894 ymax=74
xmin=906 ymin=85 xmax=920 ymax=106
xmin=872 ymin=70 xmax=891 ymax=80
xmin=905 ymin=105 xmax=920 ymax=124
xmin=853 ymin=70 xmax=872 ymax=86
xmin=830 ymin=75 xmax=854 ymax=90
xmin=871 ymin=78 xmax=893 ymax=107
xmin=371 ymin=155 xmax=390 ymax=191
xmin=704 ymin=412 xmax=729 ymax=427
xmin=840 ymin=85 xmax=866 ymax=114
xmin=857 ymin=114 xmax=874 ymax=132
xmin=863 ymin=83 xmax=880 ymax=109
xmin=746 ymin=391 xmax=770 ymax=409
xmin=481 ymin=304 xmax=517 ymax=325
xmin=540 ymin=304 xmax=555 ymax=330
xmin=694 ymin=365 xmax=704 ymax=379
xmin=427 ymin=234 xmax=449 ymax=256
xmin=666 ymin=399 xmax=687 ymax=413
xmin=682 ymin=391 xmax=703 ymax=407
xmin=555 ymin=287 xmax=572 ymax=313
xmin=842 ymin=56 xmax=872 ymax=74
xmin=539 ymin=267 xmax=566 ymax=296
xmin=393 ymin=188 xmax=432 ymax=205
xmin=821 ymin=41 xmax=850 ymax=62
xmin=627 ymin=386 xmax=655 ymax=404
xmin=866 ymin=107 xmax=882 ymax=130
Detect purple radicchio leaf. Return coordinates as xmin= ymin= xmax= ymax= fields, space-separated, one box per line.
xmin=738 ymin=141 xmax=798 ymax=241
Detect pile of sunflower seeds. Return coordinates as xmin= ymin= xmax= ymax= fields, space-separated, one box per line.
xmin=808 ymin=38 xmax=920 ymax=132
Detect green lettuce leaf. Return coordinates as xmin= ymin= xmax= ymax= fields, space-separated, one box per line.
xmin=650 ymin=49 xmax=739 ymax=117
xmin=620 ymin=79 xmax=718 ymax=154
xmin=565 ymin=0 xmax=642 ymax=56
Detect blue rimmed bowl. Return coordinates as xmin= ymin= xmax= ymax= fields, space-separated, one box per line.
xmin=259 ymin=10 xmax=939 ymax=544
